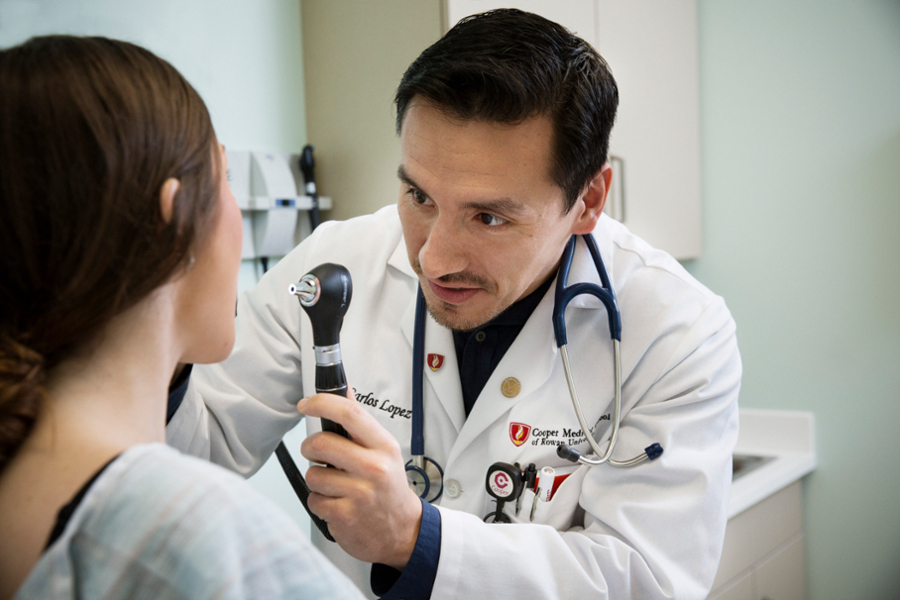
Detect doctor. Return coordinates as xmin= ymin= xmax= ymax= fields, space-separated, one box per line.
xmin=167 ymin=9 xmax=740 ymax=600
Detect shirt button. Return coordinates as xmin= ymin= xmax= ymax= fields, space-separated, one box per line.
xmin=445 ymin=478 xmax=462 ymax=498
xmin=475 ymin=331 xmax=486 ymax=342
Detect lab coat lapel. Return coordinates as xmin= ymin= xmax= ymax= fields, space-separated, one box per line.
xmin=447 ymin=284 xmax=559 ymax=465
xmin=398 ymin=275 xmax=467 ymax=438
xmin=446 ymin=232 xmax=612 ymax=466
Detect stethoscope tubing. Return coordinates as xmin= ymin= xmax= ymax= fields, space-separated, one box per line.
xmin=561 ymin=340 xmax=648 ymax=467
xmin=411 ymin=288 xmax=428 ymax=459
xmin=408 ymin=287 xmax=445 ymax=502
xmin=560 ymin=341 xmax=620 ymax=466
xmin=556 ymin=235 xmax=660 ymax=468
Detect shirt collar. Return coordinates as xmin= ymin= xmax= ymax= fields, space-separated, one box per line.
xmin=469 ymin=274 xmax=554 ymax=330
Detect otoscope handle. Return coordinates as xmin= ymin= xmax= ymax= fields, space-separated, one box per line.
xmin=315 ymin=364 xmax=349 ymax=438
xmin=283 ymin=263 xmax=353 ymax=543
xmin=291 ymin=263 xmax=353 ymax=438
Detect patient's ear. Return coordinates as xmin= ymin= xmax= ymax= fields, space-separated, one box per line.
xmin=159 ymin=178 xmax=181 ymax=224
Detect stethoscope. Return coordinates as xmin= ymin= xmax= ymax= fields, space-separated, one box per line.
xmin=404 ymin=234 xmax=664 ymax=505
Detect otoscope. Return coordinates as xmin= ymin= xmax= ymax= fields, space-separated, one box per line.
xmin=299 ymin=144 xmax=321 ymax=231
xmin=274 ymin=262 xmax=352 ymax=541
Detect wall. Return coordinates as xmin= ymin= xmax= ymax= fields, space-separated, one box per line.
xmin=0 ymin=0 xmax=306 ymax=150
xmin=0 ymin=0 xmax=312 ymax=529
xmin=301 ymin=0 xmax=444 ymax=222
xmin=689 ymin=2 xmax=900 ymax=598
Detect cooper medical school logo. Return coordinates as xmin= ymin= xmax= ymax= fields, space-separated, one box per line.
xmin=427 ymin=353 xmax=444 ymax=371
xmin=509 ymin=422 xmax=532 ymax=446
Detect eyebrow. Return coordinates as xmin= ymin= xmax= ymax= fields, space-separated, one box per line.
xmin=397 ymin=165 xmax=528 ymax=216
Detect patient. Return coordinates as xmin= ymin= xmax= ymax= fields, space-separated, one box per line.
xmin=0 ymin=36 xmax=363 ymax=599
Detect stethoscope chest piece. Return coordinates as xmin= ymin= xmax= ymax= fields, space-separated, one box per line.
xmin=406 ymin=456 xmax=444 ymax=503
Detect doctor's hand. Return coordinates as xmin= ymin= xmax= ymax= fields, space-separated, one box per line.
xmin=297 ymin=392 xmax=423 ymax=571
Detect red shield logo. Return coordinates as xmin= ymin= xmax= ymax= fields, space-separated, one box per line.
xmin=427 ymin=353 xmax=444 ymax=371
xmin=509 ymin=422 xmax=532 ymax=446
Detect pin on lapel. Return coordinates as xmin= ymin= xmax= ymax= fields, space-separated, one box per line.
xmin=427 ymin=353 xmax=444 ymax=371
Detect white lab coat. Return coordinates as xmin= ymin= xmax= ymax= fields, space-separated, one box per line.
xmin=167 ymin=205 xmax=741 ymax=600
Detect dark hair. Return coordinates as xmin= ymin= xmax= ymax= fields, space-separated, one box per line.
xmin=394 ymin=8 xmax=618 ymax=211
xmin=0 ymin=36 xmax=219 ymax=471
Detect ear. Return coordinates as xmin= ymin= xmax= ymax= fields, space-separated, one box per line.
xmin=571 ymin=163 xmax=613 ymax=235
xmin=159 ymin=178 xmax=181 ymax=224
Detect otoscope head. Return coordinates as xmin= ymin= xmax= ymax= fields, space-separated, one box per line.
xmin=289 ymin=263 xmax=352 ymax=347
xmin=289 ymin=278 xmax=319 ymax=306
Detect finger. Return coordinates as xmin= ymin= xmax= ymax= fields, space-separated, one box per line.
xmin=304 ymin=463 xmax=375 ymax=501
xmin=298 ymin=392 xmax=397 ymax=450
xmin=305 ymin=493 xmax=363 ymax=535
xmin=300 ymin=425 xmax=402 ymax=484
xmin=299 ymin=429 xmax=372 ymax=472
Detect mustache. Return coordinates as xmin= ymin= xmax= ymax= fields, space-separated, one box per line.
xmin=412 ymin=258 xmax=492 ymax=290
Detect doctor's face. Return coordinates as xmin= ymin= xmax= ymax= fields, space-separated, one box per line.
xmin=397 ymin=99 xmax=594 ymax=331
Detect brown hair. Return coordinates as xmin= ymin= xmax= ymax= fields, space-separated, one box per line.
xmin=0 ymin=36 xmax=220 ymax=471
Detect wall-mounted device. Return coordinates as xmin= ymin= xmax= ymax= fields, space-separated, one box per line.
xmin=226 ymin=149 xmax=333 ymax=260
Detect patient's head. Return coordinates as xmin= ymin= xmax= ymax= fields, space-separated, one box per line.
xmin=0 ymin=36 xmax=239 ymax=468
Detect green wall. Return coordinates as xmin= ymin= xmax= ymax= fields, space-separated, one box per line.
xmin=689 ymin=2 xmax=900 ymax=598
xmin=0 ymin=0 xmax=306 ymax=150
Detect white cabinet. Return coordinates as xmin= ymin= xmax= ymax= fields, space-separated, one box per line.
xmin=444 ymin=0 xmax=703 ymax=259
xmin=708 ymin=481 xmax=807 ymax=600
xmin=755 ymin=536 xmax=806 ymax=600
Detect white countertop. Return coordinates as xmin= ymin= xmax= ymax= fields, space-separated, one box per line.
xmin=728 ymin=408 xmax=817 ymax=518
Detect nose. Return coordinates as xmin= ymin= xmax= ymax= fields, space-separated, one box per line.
xmin=418 ymin=214 xmax=468 ymax=279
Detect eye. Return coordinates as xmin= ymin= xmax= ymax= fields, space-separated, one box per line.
xmin=408 ymin=188 xmax=431 ymax=205
xmin=479 ymin=213 xmax=508 ymax=227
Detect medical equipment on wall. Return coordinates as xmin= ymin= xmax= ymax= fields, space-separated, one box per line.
xmin=224 ymin=149 xmax=333 ymax=261
xmin=276 ymin=263 xmax=353 ymax=542
xmin=298 ymin=144 xmax=321 ymax=231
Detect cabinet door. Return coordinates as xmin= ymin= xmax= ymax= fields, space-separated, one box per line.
xmin=443 ymin=0 xmax=702 ymax=259
xmin=594 ymin=0 xmax=702 ymax=259
xmin=709 ymin=572 xmax=754 ymax=600
xmin=755 ymin=536 xmax=806 ymax=600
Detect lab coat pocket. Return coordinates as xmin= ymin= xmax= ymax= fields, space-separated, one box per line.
xmin=516 ymin=464 xmax=587 ymax=530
